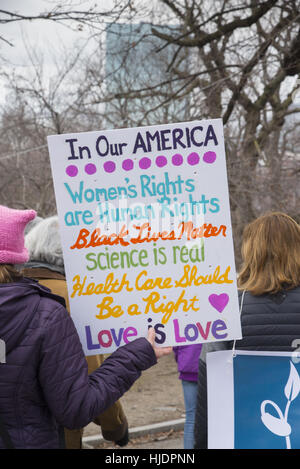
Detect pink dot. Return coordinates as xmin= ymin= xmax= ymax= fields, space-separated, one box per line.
xmin=104 ymin=161 xmax=116 ymax=173
xmin=203 ymin=151 xmax=217 ymax=164
xmin=66 ymin=165 xmax=78 ymax=177
xmin=139 ymin=157 xmax=151 ymax=169
xmin=122 ymin=159 xmax=134 ymax=171
xmin=172 ymin=154 xmax=183 ymax=166
xmin=187 ymin=152 xmax=200 ymax=165
xmin=85 ymin=163 xmax=97 ymax=175
xmin=156 ymin=155 xmax=167 ymax=167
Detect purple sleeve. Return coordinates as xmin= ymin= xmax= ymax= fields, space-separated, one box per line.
xmin=38 ymin=304 xmax=157 ymax=429
xmin=172 ymin=344 xmax=202 ymax=377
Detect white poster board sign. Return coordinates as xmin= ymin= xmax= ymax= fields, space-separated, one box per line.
xmin=47 ymin=119 xmax=241 ymax=355
xmin=207 ymin=350 xmax=300 ymax=449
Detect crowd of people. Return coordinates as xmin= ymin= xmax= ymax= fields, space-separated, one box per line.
xmin=0 ymin=204 xmax=299 ymax=449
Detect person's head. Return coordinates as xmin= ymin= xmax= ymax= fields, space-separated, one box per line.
xmin=238 ymin=212 xmax=300 ymax=295
xmin=25 ymin=215 xmax=63 ymax=269
xmin=0 ymin=205 xmax=36 ymax=283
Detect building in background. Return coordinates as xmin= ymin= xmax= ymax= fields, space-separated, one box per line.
xmin=105 ymin=22 xmax=189 ymax=128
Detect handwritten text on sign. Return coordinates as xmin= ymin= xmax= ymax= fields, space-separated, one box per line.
xmin=47 ymin=119 xmax=242 ymax=354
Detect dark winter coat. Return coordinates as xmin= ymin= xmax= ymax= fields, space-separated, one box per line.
xmin=22 ymin=265 xmax=129 ymax=449
xmin=0 ymin=277 xmax=156 ymax=449
xmin=194 ymin=286 xmax=300 ymax=449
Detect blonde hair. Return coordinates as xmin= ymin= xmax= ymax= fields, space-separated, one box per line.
xmin=238 ymin=212 xmax=300 ymax=295
xmin=0 ymin=264 xmax=21 ymax=283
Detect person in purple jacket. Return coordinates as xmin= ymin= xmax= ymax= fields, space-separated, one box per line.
xmin=173 ymin=344 xmax=202 ymax=449
xmin=0 ymin=205 xmax=170 ymax=449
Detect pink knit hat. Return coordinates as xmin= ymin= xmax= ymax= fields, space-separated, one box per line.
xmin=0 ymin=205 xmax=36 ymax=264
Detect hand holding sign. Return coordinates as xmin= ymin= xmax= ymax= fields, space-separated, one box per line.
xmin=147 ymin=327 xmax=172 ymax=359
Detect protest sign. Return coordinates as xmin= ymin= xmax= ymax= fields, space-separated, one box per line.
xmin=207 ymin=350 xmax=300 ymax=449
xmin=47 ymin=119 xmax=242 ymax=355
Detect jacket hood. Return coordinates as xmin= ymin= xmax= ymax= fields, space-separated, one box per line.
xmin=0 ymin=277 xmax=65 ymax=354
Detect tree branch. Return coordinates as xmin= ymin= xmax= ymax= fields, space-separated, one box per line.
xmin=152 ymin=0 xmax=278 ymax=49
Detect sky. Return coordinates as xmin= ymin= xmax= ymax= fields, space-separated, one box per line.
xmin=1 ymin=0 xmax=94 ymax=65
xmin=0 ymin=0 xmax=160 ymax=103
xmin=0 ymin=0 xmax=107 ymax=102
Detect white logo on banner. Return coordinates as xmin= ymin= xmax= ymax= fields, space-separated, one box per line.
xmin=260 ymin=361 xmax=300 ymax=449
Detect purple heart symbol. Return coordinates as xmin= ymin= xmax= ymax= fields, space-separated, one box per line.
xmin=208 ymin=293 xmax=229 ymax=313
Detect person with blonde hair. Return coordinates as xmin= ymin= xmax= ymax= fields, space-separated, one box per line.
xmin=238 ymin=211 xmax=300 ymax=296
xmin=194 ymin=211 xmax=300 ymax=448
xmin=0 ymin=205 xmax=170 ymax=449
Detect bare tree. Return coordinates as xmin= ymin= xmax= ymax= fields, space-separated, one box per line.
xmin=79 ymin=0 xmax=300 ymax=263
xmin=0 ymin=2 xmax=133 ymax=45
xmin=0 ymin=39 xmax=104 ymax=215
